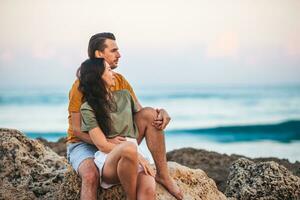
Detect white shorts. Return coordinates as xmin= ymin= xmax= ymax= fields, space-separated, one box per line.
xmin=94 ymin=137 xmax=149 ymax=189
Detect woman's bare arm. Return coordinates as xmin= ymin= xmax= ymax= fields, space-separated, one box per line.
xmin=89 ymin=127 xmax=116 ymax=153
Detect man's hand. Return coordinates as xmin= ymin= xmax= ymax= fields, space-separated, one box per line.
xmin=107 ymin=136 xmax=126 ymax=144
xmin=152 ymin=108 xmax=171 ymax=130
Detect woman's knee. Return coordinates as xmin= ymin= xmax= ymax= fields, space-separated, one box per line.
xmin=140 ymin=182 xmax=156 ymax=198
xmin=120 ymin=141 xmax=138 ymax=161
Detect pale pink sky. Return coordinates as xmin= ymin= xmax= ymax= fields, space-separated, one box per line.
xmin=0 ymin=0 xmax=299 ymax=88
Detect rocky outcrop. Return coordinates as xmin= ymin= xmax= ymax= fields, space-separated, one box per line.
xmin=5 ymin=128 xmax=299 ymax=200
xmin=37 ymin=137 xmax=66 ymax=157
xmin=39 ymin=139 xmax=300 ymax=194
xmin=0 ymin=128 xmax=66 ymax=200
xmin=0 ymin=128 xmax=226 ymax=200
xmin=225 ymin=158 xmax=300 ymax=200
xmin=167 ymin=148 xmax=241 ymax=192
xmin=59 ymin=161 xmax=227 ymax=200
xmin=167 ymin=148 xmax=300 ymax=192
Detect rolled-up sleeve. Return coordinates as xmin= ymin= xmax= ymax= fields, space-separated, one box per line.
xmin=129 ymin=93 xmax=139 ymax=113
xmin=80 ymin=105 xmax=99 ymax=132
xmin=68 ymin=80 xmax=83 ymax=113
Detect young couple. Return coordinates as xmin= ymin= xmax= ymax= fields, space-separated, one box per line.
xmin=66 ymin=32 xmax=183 ymax=200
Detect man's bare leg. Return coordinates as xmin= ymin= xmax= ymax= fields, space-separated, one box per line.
xmin=135 ymin=107 xmax=183 ymax=200
xmin=78 ymin=159 xmax=99 ymax=200
xmin=102 ymin=141 xmax=138 ymax=200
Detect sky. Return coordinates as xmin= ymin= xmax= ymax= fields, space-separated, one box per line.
xmin=0 ymin=0 xmax=300 ymax=89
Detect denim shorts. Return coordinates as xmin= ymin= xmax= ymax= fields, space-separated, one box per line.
xmin=67 ymin=142 xmax=98 ymax=173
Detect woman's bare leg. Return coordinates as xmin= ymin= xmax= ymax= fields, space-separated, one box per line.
xmin=101 ymin=141 xmax=138 ymax=200
xmin=137 ymin=172 xmax=156 ymax=200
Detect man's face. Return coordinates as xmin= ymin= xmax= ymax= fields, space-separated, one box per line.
xmin=98 ymin=39 xmax=121 ymax=69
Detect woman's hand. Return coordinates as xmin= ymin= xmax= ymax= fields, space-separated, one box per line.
xmin=138 ymin=154 xmax=156 ymax=177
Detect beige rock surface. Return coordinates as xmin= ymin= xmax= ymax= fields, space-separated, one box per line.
xmin=0 ymin=128 xmax=226 ymax=200
xmin=59 ymin=162 xmax=227 ymax=200
xmin=0 ymin=128 xmax=66 ymax=200
xmin=225 ymin=158 xmax=300 ymax=200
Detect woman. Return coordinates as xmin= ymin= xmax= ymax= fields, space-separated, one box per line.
xmin=78 ymin=58 xmax=156 ymax=200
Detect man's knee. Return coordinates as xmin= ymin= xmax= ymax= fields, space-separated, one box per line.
xmin=138 ymin=107 xmax=156 ymax=122
xmin=82 ymin=170 xmax=99 ymax=185
xmin=78 ymin=159 xmax=99 ymax=184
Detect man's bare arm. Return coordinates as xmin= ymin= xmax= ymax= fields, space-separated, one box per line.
xmin=71 ymin=112 xmax=94 ymax=144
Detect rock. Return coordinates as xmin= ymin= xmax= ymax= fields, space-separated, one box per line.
xmin=37 ymin=137 xmax=66 ymax=157
xmin=167 ymin=148 xmax=300 ymax=193
xmin=156 ymin=162 xmax=226 ymax=200
xmin=225 ymin=158 xmax=300 ymax=200
xmin=0 ymin=128 xmax=66 ymax=200
xmin=0 ymin=128 xmax=226 ymax=200
xmin=167 ymin=147 xmax=241 ymax=192
xmin=59 ymin=161 xmax=227 ymax=200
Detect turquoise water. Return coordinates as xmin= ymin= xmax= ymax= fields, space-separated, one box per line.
xmin=1 ymin=85 xmax=300 ymax=161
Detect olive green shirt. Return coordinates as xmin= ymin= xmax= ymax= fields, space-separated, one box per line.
xmin=80 ymin=90 xmax=139 ymax=139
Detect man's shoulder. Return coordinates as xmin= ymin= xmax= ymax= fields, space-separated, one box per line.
xmin=72 ymin=79 xmax=80 ymax=87
xmin=114 ymin=72 xmax=126 ymax=81
xmin=69 ymin=79 xmax=80 ymax=92
xmin=112 ymin=72 xmax=132 ymax=91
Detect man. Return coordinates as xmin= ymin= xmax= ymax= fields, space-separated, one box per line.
xmin=67 ymin=32 xmax=183 ymax=200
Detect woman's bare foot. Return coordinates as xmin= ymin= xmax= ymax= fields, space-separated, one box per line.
xmin=155 ymin=175 xmax=183 ymax=200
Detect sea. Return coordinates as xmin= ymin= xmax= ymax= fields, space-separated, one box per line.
xmin=1 ymin=85 xmax=300 ymax=162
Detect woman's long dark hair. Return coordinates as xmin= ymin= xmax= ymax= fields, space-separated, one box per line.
xmin=77 ymin=58 xmax=114 ymax=135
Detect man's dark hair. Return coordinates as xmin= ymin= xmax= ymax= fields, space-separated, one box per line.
xmin=88 ymin=32 xmax=116 ymax=58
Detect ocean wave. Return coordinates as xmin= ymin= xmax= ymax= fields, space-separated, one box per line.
xmin=1 ymin=85 xmax=299 ymax=105
xmin=23 ymin=120 xmax=300 ymax=143
xmin=0 ymin=94 xmax=68 ymax=105
xmin=167 ymin=120 xmax=300 ymax=143
xmin=0 ymin=92 xmax=268 ymax=105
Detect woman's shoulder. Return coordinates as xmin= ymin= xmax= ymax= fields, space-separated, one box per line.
xmin=80 ymin=101 xmax=93 ymax=111
xmin=113 ymin=89 xmax=131 ymax=99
